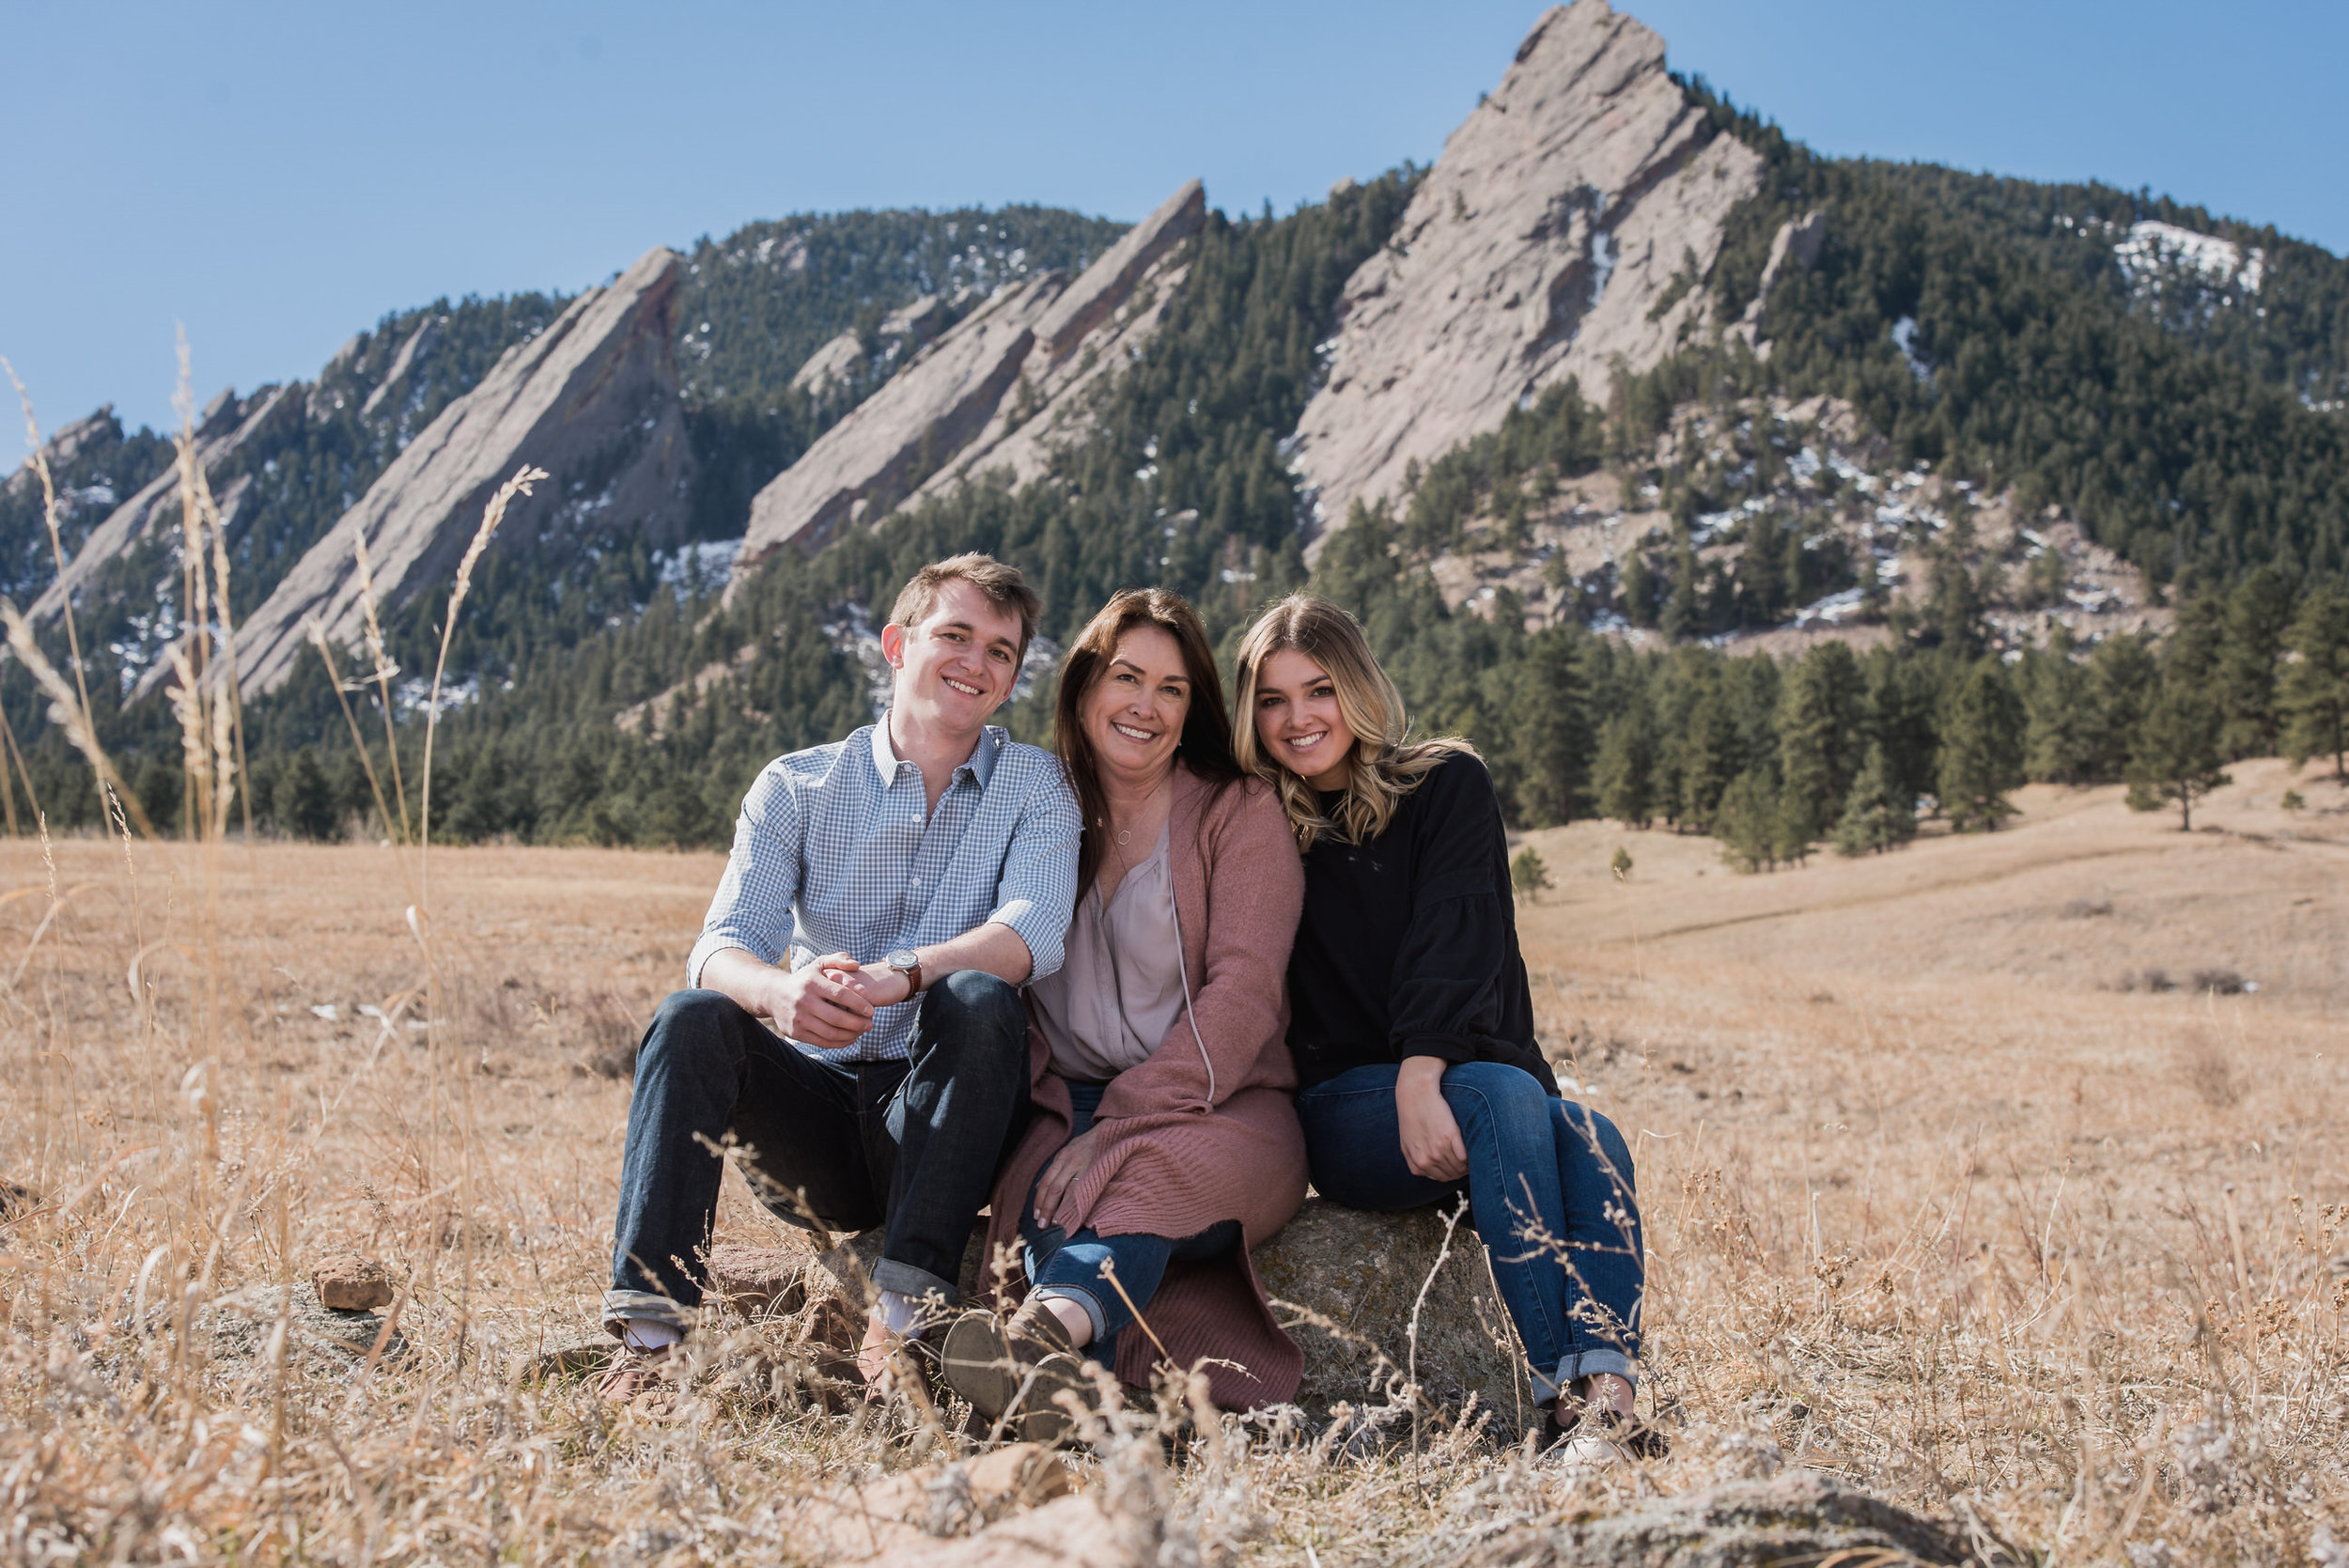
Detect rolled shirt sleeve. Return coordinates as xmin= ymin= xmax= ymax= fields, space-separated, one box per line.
xmin=985 ymin=767 xmax=1082 ymax=982
xmin=686 ymin=761 xmax=804 ymax=988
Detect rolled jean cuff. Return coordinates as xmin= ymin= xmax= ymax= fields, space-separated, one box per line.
xmin=1543 ymin=1347 xmax=1637 ymax=1402
xmin=1030 ymin=1283 xmax=1109 ymax=1345
xmin=602 ymin=1288 xmax=697 ymax=1340
xmin=872 ymin=1256 xmax=960 ymax=1306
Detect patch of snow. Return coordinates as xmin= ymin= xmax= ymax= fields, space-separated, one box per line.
xmin=1792 ymin=587 xmax=1866 ymax=627
xmin=1890 ymin=317 xmax=1932 ymax=383
xmin=1587 ymin=230 xmax=1618 ymax=308
xmin=2115 ymin=220 xmax=2263 ymax=292
xmin=658 ymin=539 xmax=741 ymax=598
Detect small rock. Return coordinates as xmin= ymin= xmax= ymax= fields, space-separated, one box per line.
xmin=792 ymin=1443 xmax=1079 ymax=1562
xmin=1434 ymin=1471 xmax=1979 ymax=1568
xmin=864 ymin=1491 xmax=1135 ymax=1568
xmin=311 ymin=1254 xmax=397 ymax=1312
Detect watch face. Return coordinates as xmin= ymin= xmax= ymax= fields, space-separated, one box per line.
xmin=887 ymin=950 xmax=918 ymax=971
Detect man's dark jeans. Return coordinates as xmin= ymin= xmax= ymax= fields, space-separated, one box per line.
xmin=604 ymin=970 xmax=1032 ymax=1332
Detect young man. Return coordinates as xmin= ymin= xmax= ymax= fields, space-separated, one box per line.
xmin=601 ymin=553 xmax=1081 ymax=1397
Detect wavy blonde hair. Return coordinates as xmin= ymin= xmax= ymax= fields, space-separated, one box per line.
xmin=1232 ymin=595 xmax=1475 ymax=850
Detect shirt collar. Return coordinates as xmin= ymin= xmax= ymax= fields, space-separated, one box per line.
xmin=870 ymin=716 xmax=1000 ymax=790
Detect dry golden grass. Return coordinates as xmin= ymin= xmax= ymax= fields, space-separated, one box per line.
xmin=2 ymin=761 xmax=2343 ymax=1564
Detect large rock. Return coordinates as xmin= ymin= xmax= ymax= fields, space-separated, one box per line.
xmin=233 ymin=245 xmax=693 ymax=697
xmin=713 ymin=1194 xmax=1528 ymax=1430
xmin=733 ymin=180 xmax=1205 ymax=582
xmin=1287 ymin=0 xmax=1765 ymax=536
xmin=1434 ymin=1472 xmax=1977 ymax=1568
xmin=1254 ymin=1197 xmax=1530 ymax=1431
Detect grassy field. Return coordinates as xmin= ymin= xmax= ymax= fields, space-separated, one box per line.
xmin=2 ymin=759 xmax=2342 ymax=1564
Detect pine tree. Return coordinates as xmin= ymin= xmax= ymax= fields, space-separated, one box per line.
xmin=2087 ymin=634 xmax=2160 ymax=780
xmin=1660 ymin=542 xmax=1701 ymax=641
xmin=1937 ymin=661 xmax=2025 ymax=831
xmin=1620 ymin=551 xmax=1658 ymax=628
xmin=274 ymin=747 xmax=339 ymax=842
xmin=1863 ymin=648 xmax=1941 ymax=810
xmin=1506 ymin=628 xmax=1594 ymax=827
xmin=2022 ymin=629 xmax=2098 ymax=784
xmin=2217 ymin=566 xmax=2297 ymax=758
xmin=2126 ymin=677 xmax=2231 ymax=831
xmin=2279 ymin=583 xmax=2349 ymax=782
xmin=1715 ymin=768 xmax=1780 ymax=872
xmin=1832 ymin=741 xmax=1917 ymax=855
xmin=1775 ymin=641 xmax=1866 ymax=845
xmin=1594 ymin=705 xmax=1657 ymax=828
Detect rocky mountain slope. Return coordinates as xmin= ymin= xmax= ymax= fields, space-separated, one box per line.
xmin=235 ymin=247 xmax=693 ymax=696
xmin=1290 ymin=0 xmax=1763 ymax=534
xmin=735 ymin=179 xmax=1206 ymax=574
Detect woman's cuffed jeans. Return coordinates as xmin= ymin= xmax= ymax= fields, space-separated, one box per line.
xmin=1018 ymin=1079 xmax=1241 ymax=1345
xmin=1294 ymin=1060 xmax=1644 ymax=1405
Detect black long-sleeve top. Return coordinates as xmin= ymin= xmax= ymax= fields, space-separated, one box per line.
xmin=1284 ymin=752 xmax=1558 ymax=1094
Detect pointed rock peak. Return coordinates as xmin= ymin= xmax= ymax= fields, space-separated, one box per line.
xmin=1035 ymin=179 xmax=1205 ymax=362
xmin=1289 ymin=0 xmax=1763 ymax=536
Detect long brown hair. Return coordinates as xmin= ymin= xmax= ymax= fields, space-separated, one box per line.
xmin=1053 ymin=588 xmax=1242 ymax=893
xmin=1233 ymin=594 xmax=1475 ymax=850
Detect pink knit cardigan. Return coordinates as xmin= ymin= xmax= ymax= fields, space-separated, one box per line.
xmin=984 ymin=765 xmax=1308 ymax=1410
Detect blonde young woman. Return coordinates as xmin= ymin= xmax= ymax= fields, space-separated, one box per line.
xmin=1234 ymin=594 xmax=1662 ymax=1462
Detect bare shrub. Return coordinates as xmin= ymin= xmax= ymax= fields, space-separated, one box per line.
xmin=2179 ymin=1031 xmax=2241 ymax=1109
xmin=2192 ymin=967 xmax=2247 ymax=996
xmin=583 ymin=990 xmax=647 ymax=1079
xmin=2060 ymin=896 xmax=2114 ymax=919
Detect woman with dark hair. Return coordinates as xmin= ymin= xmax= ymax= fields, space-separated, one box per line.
xmin=1234 ymin=593 xmax=1662 ymax=1467
xmin=942 ymin=588 xmax=1308 ymax=1439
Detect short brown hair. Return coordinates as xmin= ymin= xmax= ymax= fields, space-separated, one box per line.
xmin=889 ymin=553 xmax=1042 ymax=662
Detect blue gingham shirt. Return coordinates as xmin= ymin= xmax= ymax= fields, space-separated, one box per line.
xmin=687 ymin=719 xmax=1081 ymax=1062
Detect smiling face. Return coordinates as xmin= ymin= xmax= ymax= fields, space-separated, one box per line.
xmin=1080 ymin=623 xmax=1191 ymax=794
xmin=880 ymin=579 xmax=1024 ymax=737
xmin=1252 ymin=646 xmax=1355 ymax=792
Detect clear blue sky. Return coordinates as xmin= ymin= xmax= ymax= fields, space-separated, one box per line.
xmin=6 ymin=0 xmax=2343 ymax=439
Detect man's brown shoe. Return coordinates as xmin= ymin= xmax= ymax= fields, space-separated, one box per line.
xmin=594 ymin=1343 xmax=683 ymax=1415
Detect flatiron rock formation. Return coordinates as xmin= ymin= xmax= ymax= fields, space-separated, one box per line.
xmin=734 ymin=180 xmax=1205 ymax=580
xmin=1288 ymin=0 xmax=1763 ymax=534
xmin=236 ymin=246 xmax=692 ymax=697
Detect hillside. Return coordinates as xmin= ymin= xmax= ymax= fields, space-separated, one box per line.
xmin=3 ymin=0 xmax=2345 ymax=851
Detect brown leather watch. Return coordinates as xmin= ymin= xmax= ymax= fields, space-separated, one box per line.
xmin=884 ymin=949 xmax=923 ymax=1001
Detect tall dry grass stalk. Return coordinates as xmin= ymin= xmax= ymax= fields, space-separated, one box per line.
xmin=418 ymin=465 xmax=544 ymax=915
